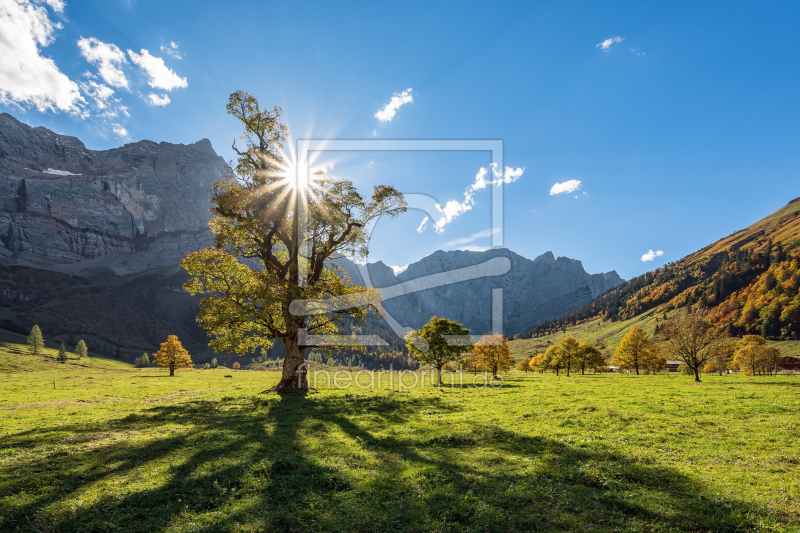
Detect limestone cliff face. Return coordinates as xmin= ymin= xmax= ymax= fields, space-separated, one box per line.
xmin=0 ymin=113 xmax=227 ymax=274
xmin=338 ymin=249 xmax=624 ymax=337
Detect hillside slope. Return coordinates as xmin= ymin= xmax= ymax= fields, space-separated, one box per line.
xmin=521 ymin=197 xmax=800 ymax=340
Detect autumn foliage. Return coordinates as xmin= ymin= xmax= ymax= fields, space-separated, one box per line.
xmin=153 ymin=335 xmax=193 ymax=376
xmin=472 ymin=334 xmax=513 ymax=378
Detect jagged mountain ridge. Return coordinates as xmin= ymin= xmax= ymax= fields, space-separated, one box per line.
xmin=0 ymin=113 xmax=623 ymax=351
xmin=338 ymin=248 xmax=623 ymax=337
xmin=0 ymin=113 xmax=228 ymax=275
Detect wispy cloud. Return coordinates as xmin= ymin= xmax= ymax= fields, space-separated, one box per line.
xmin=375 ymin=88 xmax=413 ymax=122
xmin=112 ymin=124 xmax=128 ymax=138
xmin=128 ymin=49 xmax=187 ymax=91
xmin=160 ymin=41 xmax=183 ymax=59
xmin=641 ymin=250 xmax=664 ymax=262
xmin=416 ymin=216 xmax=429 ymax=233
xmin=79 ymin=79 xmax=127 ymax=117
xmin=550 ymin=179 xmax=582 ymax=195
xmin=147 ymin=93 xmax=170 ymax=106
xmin=630 ymin=48 xmax=645 ymax=56
xmin=429 ymin=164 xmax=525 ymax=232
xmin=596 ymin=36 xmax=624 ymax=51
xmin=446 ymin=228 xmax=500 ymax=247
xmin=0 ymin=0 xmax=84 ymax=114
xmin=78 ymin=37 xmax=129 ymax=89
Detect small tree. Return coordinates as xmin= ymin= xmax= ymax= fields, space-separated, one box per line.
xmin=210 ymin=357 xmax=218 ymax=368
xmin=658 ymin=308 xmax=728 ymax=382
xmin=529 ymin=353 xmax=547 ymax=372
xmin=232 ymin=361 xmax=241 ymax=370
xmin=57 ymin=342 xmax=68 ymax=364
xmin=405 ymin=316 xmax=472 ymax=385
xmin=153 ymin=335 xmax=193 ymax=376
xmin=613 ymin=327 xmax=659 ymax=375
xmin=706 ymin=341 xmax=735 ymax=375
xmin=27 ymin=325 xmax=45 ymax=355
xmin=75 ymin=339 xmax=88 ymax=359
xmin=516 ymin=356 xmax=532 ymax=372
xmin=733 ymin=337 xmax=780 ymax=376
xmin=473 ymin=334 xmax=513 ymax=379
xmin=140 ymin=353 xmax=150 ymax=366
xmin=554 ymin=337 xmax=582 ymax=376
xmin=574 ymin=342 xmax=605 ymax=374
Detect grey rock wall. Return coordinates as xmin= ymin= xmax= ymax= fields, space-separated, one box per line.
xmin=0 ymin=113 xmax=228 ymax=275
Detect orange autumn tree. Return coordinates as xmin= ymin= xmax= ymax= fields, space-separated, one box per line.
xmin=153 ymin=335 xmax=193 ymax=376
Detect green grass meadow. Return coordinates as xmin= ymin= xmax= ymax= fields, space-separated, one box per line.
xmin=1 ymin=343 xmax=799 ymax=532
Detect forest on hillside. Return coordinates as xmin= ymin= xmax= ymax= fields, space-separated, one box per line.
xmin=522 ymin=238 xmax=800 ymax=340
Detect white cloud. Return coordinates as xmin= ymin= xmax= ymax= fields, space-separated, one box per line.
xmin=127 ymin=48 xmax=187 ymax=91
xmin=0 ymin=0 xmax=85 ymax=113
xmin=416 ymin=216 xmax=429 ymax=233
xmin=160 ymin=41 xmax=183 ymax=59
xmin=430 ymin=165 xmax=525 ymax=232
xmin=630 ymin=48 xmax=645 ymax=56
xmin=112 ymin=123 xmax=128 ymax=138
xmin=79 ymin=79 xmax=127 ymax=117
xmin=641 ymin=250 xmax=664 ymax=262
xmin=459 ymin=245 xmax=490 ymax=253
xmin=43 ymin=0 xmax=64 ymax=12
xmin=375 ymin=88 xmax=412 ymax=122
xmin=550 ymin=179 xmax=582 ymax=195
xmin=390 ymin=264 xmax=408 ymax=275
xmin=446 ymin=228 xmax=500 ymax=247
xmin=77 ymin=37 xmax=129 ymax=89
xmin=147 ymin=93 xmax=170 ymax=106
xmin=596 ymin=36 xmax=624 ymax=51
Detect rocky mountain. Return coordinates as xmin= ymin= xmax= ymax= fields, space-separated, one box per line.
xmin=0 ymin=113 xmax=623 ymax=355
xmin=338 ymin=249 xmax=623 ymax=338
xmin=0 ymin=112 xmax=227 ymax=275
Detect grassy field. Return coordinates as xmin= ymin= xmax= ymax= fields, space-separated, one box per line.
xmin=1 ymin=345 xmax=799 ymax=532
xmin=509 ymin=309 xmax=800 ymax=361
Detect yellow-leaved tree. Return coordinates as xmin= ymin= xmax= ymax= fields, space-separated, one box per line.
xmin=529 ymin=353 xmax=547 ymax=373
xmin=182 ymin=91 xmax=406 ymax=393
xmin=613 ymin=327 xmax=662 ymax=375
xmin=153 ymin=335 xmax=193 ymax=376
xmin=516 ymin=356 xmax=532 ymax=372
xmin=732 ymin=335 xmax=780 ymax=376
xmin=473 ymin=334 xmax=513 ymax=379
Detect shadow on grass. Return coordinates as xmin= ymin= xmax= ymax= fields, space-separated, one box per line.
xmin=0 ymin=393 xmax=784 ymax=532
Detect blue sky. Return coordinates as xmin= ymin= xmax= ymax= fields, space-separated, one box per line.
xmin=2 ymin=0 xmax=800 ymax=280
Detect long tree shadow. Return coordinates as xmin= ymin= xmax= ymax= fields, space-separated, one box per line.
xmin=0 ymin=392 xmax=787 ymax=532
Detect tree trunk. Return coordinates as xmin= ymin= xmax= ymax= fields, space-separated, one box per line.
xmin=693 ymin=367 xmax=701 ymax=382
xmin=437 ymin=366 xmax=442 ymax=386
xmin=170 ymin=366 xmax=174 ymax=376
xmin=269 ymin=335 xmax=308 ymax=393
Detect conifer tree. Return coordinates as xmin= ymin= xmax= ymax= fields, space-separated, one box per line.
xmin=75 ymin=339 xmax=88 ymax=359
xmin=140 ymin=353 xmax=150 ymax=366
xmin=57 ymin=342 xmax=68 ymax=364
xmin=27 ymin=325 xmax=44 ymax=355
xmin=153 ymin=335 xmax=193 ymax=376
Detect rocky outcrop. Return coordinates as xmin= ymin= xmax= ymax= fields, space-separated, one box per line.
xmin=338 ymin=248 xmax=623 ymax=337
xmin=0 ymin=113 xmax=228 ymax=275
